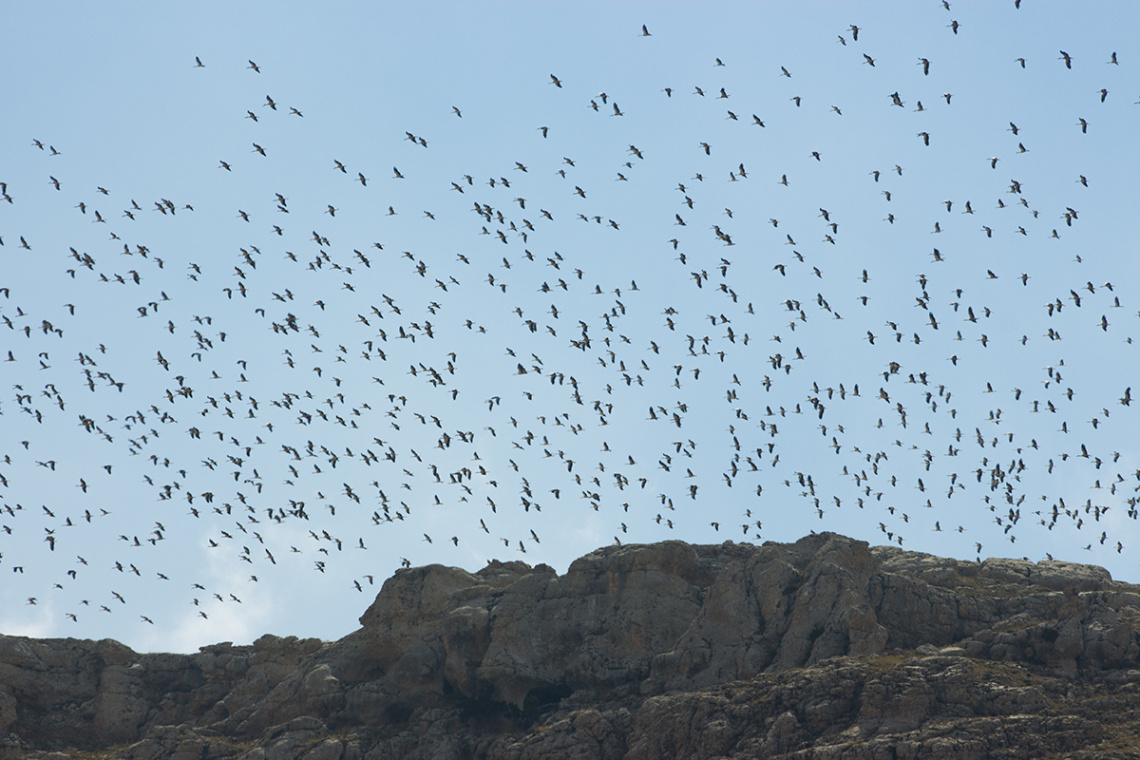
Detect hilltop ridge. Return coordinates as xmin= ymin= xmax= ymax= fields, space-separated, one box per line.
xmin=4 ymin=533 xmax=1140 ymax=759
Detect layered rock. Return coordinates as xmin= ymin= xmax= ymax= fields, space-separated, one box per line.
xmin=3 ymin=533 xmax=1140 ymax=759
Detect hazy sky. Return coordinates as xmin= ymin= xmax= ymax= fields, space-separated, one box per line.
xmin=3 ymin=0 xmax=1139 ymax=653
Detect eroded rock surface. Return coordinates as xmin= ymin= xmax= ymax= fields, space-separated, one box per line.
xmin=4 ymin=533 xmax=1140 ymax=759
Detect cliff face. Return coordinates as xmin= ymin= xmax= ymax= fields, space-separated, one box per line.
xmin=3 ymin=533 xmax=1140 ymax=759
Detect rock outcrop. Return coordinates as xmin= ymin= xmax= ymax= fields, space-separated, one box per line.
xmin=4 ymin=533 xmax=1140 ymax=759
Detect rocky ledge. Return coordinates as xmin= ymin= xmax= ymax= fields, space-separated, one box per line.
xmin=3 ymin=533 xmax=1140 ymax=759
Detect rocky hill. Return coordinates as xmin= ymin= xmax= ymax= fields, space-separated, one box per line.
xmin=4 ymin=533 xmax=1140 ymax=759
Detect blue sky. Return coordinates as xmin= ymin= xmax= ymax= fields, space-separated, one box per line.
xmin=2 ymin=0 xmax=1139 ymax=652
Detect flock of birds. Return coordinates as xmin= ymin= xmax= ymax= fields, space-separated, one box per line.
xmin=2 ymin=1 xmax=1139 ymax=647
